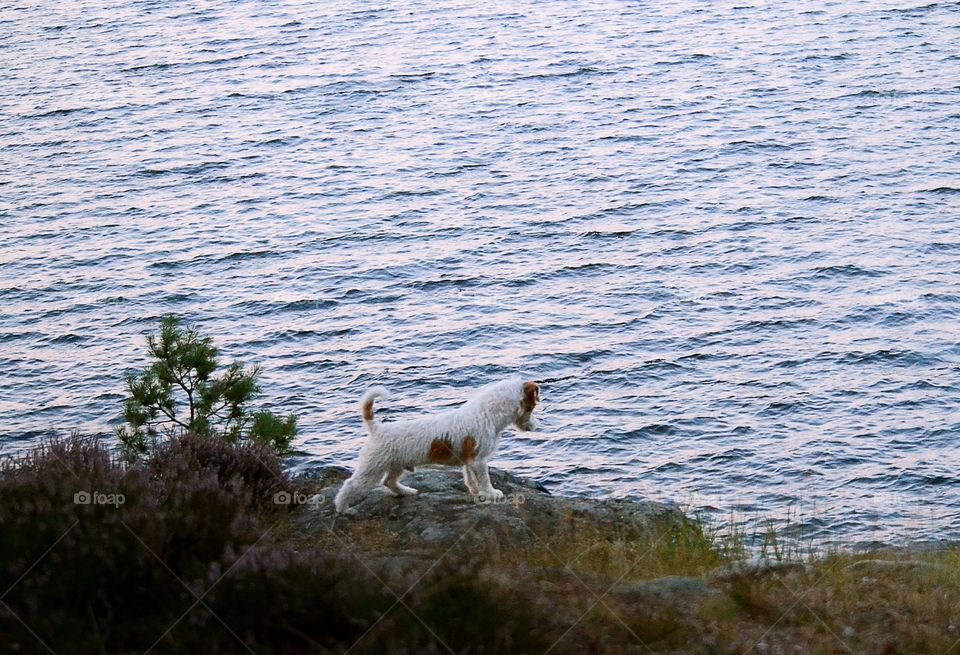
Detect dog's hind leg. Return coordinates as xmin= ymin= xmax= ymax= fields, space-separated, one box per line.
xmin=335 ymin=466 xmax=382 ymax=513
xmin=383 ymin=469 xmax=419 ymax=497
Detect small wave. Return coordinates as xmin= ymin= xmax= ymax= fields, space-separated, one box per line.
xmin=835 ymin=349 xmax=936 ymax=367
xmin=639 ymin=358 xmax=685 ymax=372
xmin=596 ymin=134 xmax=653 ymax=144
xmin=28 ymin=107 xmax=88 ymax=119
xmin=783 ymin=214 xmax=822 ymax=225
xmin=382 ymin=189 xmax=445 ymax=199
xmin=359 ymin=293 xmax=405 ymax=305
xmin=46 ymin=333 xmax=87 ymax=345
xmin=653 ymin=56 xmax=714 ymax=67
xmin=773 ymin=359 xmax=802 ymax=368
xmin=426 ymin=163 xmax=489 ymax=178
xmin=724 ymin=140 xmax=792 ymax=152
xmin=900 ymin=380 xmax=955 ymax=392
xmin=802 ymin=53 xmax=850 ymax=61
xmin=161 ymin=293 xmax=196 ymax=303
xmin=259 ymin=136 xmax=295 ymax=147
xmin=880 ymin=2 xmax=940 ymax=15
xmin=896 ymin=472 xmax=958 ymax=488
xmin=233 ymin=299 xmax=337 ymax=314
xmin=689 ymin=448 xmax=753 ymax=464
xmin=408 ymin=277 xmax=481 ymax=291
xmin=518 ymin=66 xmax=612 ymax=81
xmin=269 ymin=327 xmax=353 ymax=340
xmin=926 ymin=241 xmax=960 ymax=252
xmin=650 ymin=461 xmax=683 ymax=473
xmin=388 ymin=71 xmax=436 ymax=80
xmin=923 ymin=186 xmax=960 ymax=194
xmin=121 ymin=61 xmax=182 ymax=73
xmin=759 ymin=400 xmax=817 ymax=416
xmin=276 ymin=359 xmax=345 ymax=373
xmin=728 ymin=317 xmax=814 ymax=333
xmin=555 ymin=262 xmax=622 ymax=276
xmin=217 ymin=249 xmax=275 ymax=263
xmin=815 ymin=451 xmax=871 ymax=467
xmin=0 ymin=331 xmax=42 ymax=344
xmin=650 ymin=227 xmax=695 ymax=238
xmin=873 ymin=306 xmax=920 ymax=325
xmin=567 ymin=464 xmax=622 ymax=475
xmin=574 ymin=201 xmax=678 ymax=221
xmin=839 ymin=88 xmax=925 ymax=100
xmin=500 ymin=277 xmax=538 ymax=288
xmin=97 ymin=295 xmax=129 ymax=306
xmin=136 ymin=161 xmax=230 ymax=177
xmin=921 ymin=292 xmax=960 ymax=302
xmin=841 ymin=473 xmax=901 ymax=488
xmin=623 ymin=424 xmax=677 ymax=439
xmin=551 ymin=350 xmax=614 ymax=366
xmin=578 ymin=229 xmax=633 ymax=240
xmin=808 ymin=264 xmax=886 ymax=278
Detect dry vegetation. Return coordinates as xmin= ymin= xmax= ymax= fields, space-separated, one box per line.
xmin=2 ymin=435 xmax=958 ymax=654
xmin=296 ymin=483 xmax=960 ymax=655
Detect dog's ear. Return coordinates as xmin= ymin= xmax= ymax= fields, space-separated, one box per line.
xmin=522 ymin=381 xmax=540 ymax=411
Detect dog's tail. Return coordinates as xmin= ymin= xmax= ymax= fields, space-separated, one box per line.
xmin=360 ymin=386 xmax=388 ymax=434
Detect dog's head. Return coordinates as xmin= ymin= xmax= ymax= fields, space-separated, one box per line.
xmin=514 ymin=381 xmax=540 ymax=431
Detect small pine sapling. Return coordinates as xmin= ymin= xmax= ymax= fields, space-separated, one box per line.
xmin=117 ymin=315 xmax=297 ymax=457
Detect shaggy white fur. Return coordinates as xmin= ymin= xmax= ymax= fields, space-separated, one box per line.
xmin=334 ymin=376 xmax=540 ymax=513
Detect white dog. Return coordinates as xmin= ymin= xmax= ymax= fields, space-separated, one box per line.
xmin=334 ymin=376 xmax=540 ymax=513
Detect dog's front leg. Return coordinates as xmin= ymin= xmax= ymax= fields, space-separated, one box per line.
xmin=463 ymin=465 xmax=480 ymax=496
xmin=469 ymin=462 xmax=503 ymax=502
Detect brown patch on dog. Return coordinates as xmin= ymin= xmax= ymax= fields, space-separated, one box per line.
xmin=460 ymin=436 xmax=478 ymax=464
xmin=427 ymin=437 xmax=455 ymax=463
xmin=427 ymin=436 xmax=477 ymax=465
xmin=522 ymin=381 xmax=540 ymax=412
xmin=362 ymin=399 xmax=375 ymax=422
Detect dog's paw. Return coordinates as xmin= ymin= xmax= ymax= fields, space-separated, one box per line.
xmin=336 ymin=506 xmax=359 ymax=517
xmin=388 ymin=484 xmax=419 ymax=497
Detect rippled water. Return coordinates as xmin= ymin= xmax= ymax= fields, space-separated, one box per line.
xmin=2 ymin=0 xmax=959 ymax=546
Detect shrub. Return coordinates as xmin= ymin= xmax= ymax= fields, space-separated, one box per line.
xmin=0 ymin=435 xmax=367 ymax=654
xmin=0 ymin=437 xmax=189 ymax=652
xmin=147 ymin=430 xmax=291 ymax=512
xmin=117 ymin=315 xmax=297 ymax=457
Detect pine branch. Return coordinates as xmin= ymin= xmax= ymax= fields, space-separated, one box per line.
xmin=155 ymin=404 xmax=190 ymax=431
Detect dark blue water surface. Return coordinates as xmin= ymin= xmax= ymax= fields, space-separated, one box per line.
xmin=2 ymin=0 xmax=959 ymax=546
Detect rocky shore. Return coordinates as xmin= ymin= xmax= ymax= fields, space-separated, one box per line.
xmin=297 ymin=465 xmax=678 ymax=550
xmin=287 ymin=466 xmax=960 ymax=654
